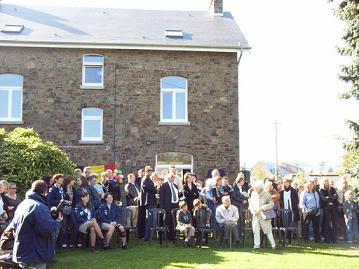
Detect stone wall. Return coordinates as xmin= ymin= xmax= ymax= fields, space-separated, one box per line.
xmin=0 ymin=47 xmax=239 ymax=180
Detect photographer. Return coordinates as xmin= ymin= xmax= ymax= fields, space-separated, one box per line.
xmin=12 ymin=180 xmax=62 ymax=269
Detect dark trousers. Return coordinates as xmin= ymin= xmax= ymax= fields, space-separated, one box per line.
xmin=59 ymin=214 xmax=76 ymax=245
xmin=303 ymin=212 xmax=320 ymax=242
xmin=144 ymin=206 xmax=155 ymax=240
xmin=137 ymin=206 xmax=146 ymax=239
xmin=322 ymin=206 xmax=338 ymax=243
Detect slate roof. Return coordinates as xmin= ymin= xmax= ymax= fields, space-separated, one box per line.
xmin=0 ymin=4 xmax=250 ymax=51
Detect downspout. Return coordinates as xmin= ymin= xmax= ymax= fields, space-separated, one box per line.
xmin=113 ymin=64 xmax=119 ymax=164
xmin=237 ymin=49 xmax=244 ymax=172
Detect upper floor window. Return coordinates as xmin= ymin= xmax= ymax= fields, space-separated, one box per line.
xmin=160 ymin=76 xmax=188 ymax=123
xmin=82 ymin=55 xmax=104 ymax=87
xmin=81 ymin=108 xmax=103 ymax=142
xmin=0 ymin=74 xmax=23 ymax=122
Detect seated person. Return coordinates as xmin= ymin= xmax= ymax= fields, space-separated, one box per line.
xmin=176 ymin=201 xmax=195 ymax=247
xmin=215 ymin=195 xmax=240 ymax=248
xmin=98 ymin=193 xmax=127 ymax=249
xmin=74 ymin=192 xmax=105 ymax=252
xmin=193 ymin=199 xmax=212 ymax=228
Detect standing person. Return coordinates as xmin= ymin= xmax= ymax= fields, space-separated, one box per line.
xmin=215 ymin=196 xmax=240 ymax=248
xmin=74 ymin=176 xmax=91 ymax=204
xmin=47 ymin=174 xmax=65 ymax=209
xmin=176 ymin=201 xmax=195 ymax=247
xmin=87 ymin=174 xmax=102 ymax=209
xmin=12 ymin=180 xmax=62 ymax=269
xmin=3 ymin=182 xmax=22 ymax=221
xmin=89 ymin=173 xmax=105 ymax=200
xmin=279 ymin=177 xmax=300 ymax=221
xmin=265 ymin=181 xmax=280 ymax=211
xmin=74 ymin=192 xmax=105 ymax=252
xmin=42 ymin=176 xmax=54 ymax=191
xmin=98 ymin=193 xmax=127 ymax=249
xmin=160 ymin=173 xmax=179 ymax=241
xmin=231 ymin=173 xmax=249 ymax=211
xmin=138 ymin=166 xmax=157 ymax=241
xmin=343 ymin=190 xmax=358 ymax=244
xmin=83 ymin=167 xmax=92 ymax=178
xmin=0 ymin=180 xmax=9 ymax=194
xmin=104 ymin=170 xmax=122 ymax=206
xmin=60 ymin=176 xmax=76 ymax=248
xmin=319 ymin=178 xmax=339 ymax=243
xmin=204 ymin=169 xmax=220 ymax=229
xmin=300 ymin=181 xmax=321 ymax=244
xmin=165 ymin=166 xmax=182 ymax=192
xmin=136 ymin=169 xmax=145 ymax=187
xmin=337 ymin=177 xmax=350 ymax=240
xmin=74 ymin=168 xmax=83 ymax=178
xmin=212 ymin=176 xmax=223 ymax=205
xmin=182 ymin=173 xmax=199 ymax=213
xmin=0 ymin=182 xmax=8 ymax=222
xmin=249 ymin=181 xmax=276 ymax=249
xmin=220 ymin=177 xmax=233 ymax=197
xmin=125 ymin=173 xmax=140 ymax=226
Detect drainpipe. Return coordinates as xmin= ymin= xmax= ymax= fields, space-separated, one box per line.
xmin=237 ymin=49 xmax=244 ymax=172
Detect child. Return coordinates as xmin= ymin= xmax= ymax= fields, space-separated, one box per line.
xmin=343 ymin=190 xmax=358 ymax=243
xmin=176 ymin=201 xmax=195 ymax=247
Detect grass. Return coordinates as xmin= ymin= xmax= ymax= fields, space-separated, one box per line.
xmin=50 ymin=236 xmax=359 ymax=269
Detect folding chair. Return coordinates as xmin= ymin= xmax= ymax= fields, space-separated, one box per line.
xmin=278 ymin=209 xmax=299 ymax=247
xmin=148 ymin=208 xmax=168 ymax=247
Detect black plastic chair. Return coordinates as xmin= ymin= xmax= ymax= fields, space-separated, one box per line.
xmin=148 ymin=208 xmax=168 ymax=247
xmin=195 ymin=208 xmax=215 ymax=248
xmin=117 ymin=207 xmax=136 ymax=243
xmin=171 ymin=208 xmax=185 ymax=246
xmin=278 ymin=209 xmax=299 ymax=247
xmin=241 ymin=209 xmax=253 ymax=247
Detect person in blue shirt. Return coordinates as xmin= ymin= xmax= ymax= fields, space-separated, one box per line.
xmin=47 ymin=174 xmax=65 ymax=209
xmin=98 ymin=193 xmax=127 ymax=249
xmin=12 ymin=180 xmax=62 ymax=269
xmin=74 ymin=192 xmax=105 ymax=252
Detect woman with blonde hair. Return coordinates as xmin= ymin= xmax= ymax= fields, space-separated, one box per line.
xmin=249 ymin=181 xmax=276 ymax=249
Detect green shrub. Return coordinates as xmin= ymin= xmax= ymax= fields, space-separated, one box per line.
xmin=0 ymin=128 xmax=75 ymax=194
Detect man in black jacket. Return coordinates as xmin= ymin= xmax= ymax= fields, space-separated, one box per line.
xmin=160 ymin=173 xmax=179 ymax=240
xmin=139 ymin=166 xmax=157 ymax=241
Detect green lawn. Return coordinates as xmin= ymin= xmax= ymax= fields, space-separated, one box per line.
xmin=50 ymin=238 xmax=359 ymax=269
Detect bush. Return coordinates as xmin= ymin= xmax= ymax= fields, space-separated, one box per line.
xmin=0 ymin=128 xmax=75 ymax=194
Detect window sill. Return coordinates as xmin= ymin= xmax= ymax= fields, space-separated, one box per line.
xmin=79 ymin=140 xmax=104 ymax=144
xmin=0 ymin=121 xmax=24 ymax=125
xmin=158 ymin=121 xmax=191 ymax=126
xmin=80 ymin=85 xmax=105 ymax=90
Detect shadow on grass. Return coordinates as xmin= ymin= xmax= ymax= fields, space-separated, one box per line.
xmin=49 ymin=236 xmax=359 ymax=269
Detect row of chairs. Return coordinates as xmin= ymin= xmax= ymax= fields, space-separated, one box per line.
xmin=242 ymin=209 xmax=300 ymax=247
xmin=78 ymin=207 xmax=299 ymax=249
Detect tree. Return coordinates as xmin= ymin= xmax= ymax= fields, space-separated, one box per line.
xmin=251 ymin=162 xmax=272 ymax=180
xmin=333 ymin=0 xmax=359 ymax=179
xmin=0 ymin=128 xmax=75 ymax=194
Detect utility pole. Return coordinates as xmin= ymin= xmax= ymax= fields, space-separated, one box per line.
xmin=274 ymin=120 xmax=279 ymax=181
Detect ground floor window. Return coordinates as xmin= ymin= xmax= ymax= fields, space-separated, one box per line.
xmin=155 ymin=152 xmax=193 ymax=179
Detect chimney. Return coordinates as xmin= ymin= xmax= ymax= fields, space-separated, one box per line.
xmin=209 ymin=0 xmax=223 ymax=16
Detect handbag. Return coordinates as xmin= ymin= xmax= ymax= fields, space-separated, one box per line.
xmin=262 ymin=209 xmax=276 ymax=220
xmin=62 ymin=205 xmax=72 ymax=216
xmin=304 ymin=192 xmax=320 ymax=217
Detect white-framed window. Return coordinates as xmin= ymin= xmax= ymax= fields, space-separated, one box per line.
xmin=81 ymin=108 xmax=103 ymax=142
xmin=155 ymin=152 xmax=193 ymax=179
xmin=82 ymin=55 xmax=104 ymax=87
xmin=160 ymin=76 xmax=188 ymax=123
xmin=0 ymin=74 xmax=23 ymax=122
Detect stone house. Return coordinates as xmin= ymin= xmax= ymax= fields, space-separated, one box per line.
xmin=0 ymin=0 xmax=250 ymax=179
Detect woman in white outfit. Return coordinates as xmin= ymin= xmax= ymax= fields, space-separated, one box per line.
xmin=249 ymin=181 xmax=276 ymax=249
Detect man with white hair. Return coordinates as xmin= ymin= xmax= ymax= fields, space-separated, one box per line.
xmin=249 ymin=180 xmax=276 ymax=249
xmin=215 ymin=195 xmax=240 ymax=248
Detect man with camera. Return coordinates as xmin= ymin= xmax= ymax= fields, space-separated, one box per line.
xmin=12 ymin=180 xmax=62 ymax=269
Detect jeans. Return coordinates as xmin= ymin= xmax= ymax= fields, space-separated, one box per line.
xmin=345 ymin=217 xmax=358 ymax=242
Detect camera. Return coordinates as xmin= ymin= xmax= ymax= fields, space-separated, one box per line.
xmin=50 ymin=199 xmax=72 ymax=220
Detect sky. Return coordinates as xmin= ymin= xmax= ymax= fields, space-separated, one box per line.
xmin=3 ymin=0 xmax=358 ymax=171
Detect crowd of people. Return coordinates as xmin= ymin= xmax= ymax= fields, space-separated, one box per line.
xmin=0 ymin=166 xmax=357 ymax=269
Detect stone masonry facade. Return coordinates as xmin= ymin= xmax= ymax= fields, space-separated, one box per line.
xmin=0 ymin=47 xmax=239 ymax=179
